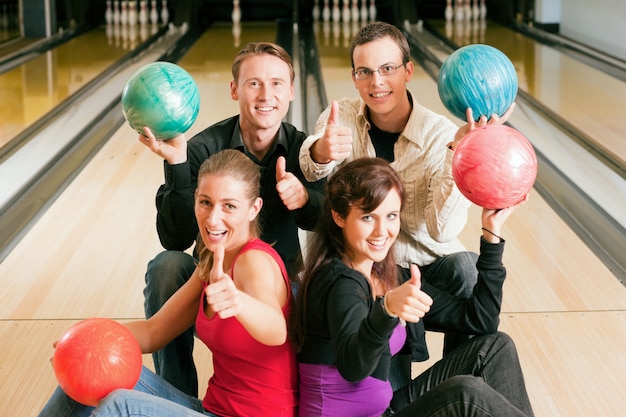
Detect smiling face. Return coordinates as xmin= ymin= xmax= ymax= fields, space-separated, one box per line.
xmin=230 ymin=53 xmax=295 ymax=140
xmin=194 ymin=173 xmax=262 ymax=257
xmin=351 ymin=36 xmax=414 ymax=123
xmin=332 ymin=188 xmax=402 ymax=275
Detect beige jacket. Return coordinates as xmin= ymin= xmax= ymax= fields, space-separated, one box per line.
xmin=299 ymin=91 xmax=471 ymax=267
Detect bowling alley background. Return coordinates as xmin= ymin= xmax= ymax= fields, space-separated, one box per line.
xmin=2 ymin=1 xmax=626 ymax=417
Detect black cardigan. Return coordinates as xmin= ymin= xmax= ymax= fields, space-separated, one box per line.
xmin=297 ymin=237 xmax=506 ymax=382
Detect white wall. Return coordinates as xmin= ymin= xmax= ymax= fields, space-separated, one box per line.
xmin=559 ymin=0 xmax=626 ymax=61
xmin=534 ymin=0 xmax=561 ymax=23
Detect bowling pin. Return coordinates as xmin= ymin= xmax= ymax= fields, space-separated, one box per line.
xmin=333 ymin=20 xmax=340 ymax=47
xmin=105 ymin=1 xmax=113 ymax=25
xmin=128 ymin=1 xmax=137 ymax=26
xmin=161 ymin=0 xmax=169 ymax=24
xmin=113 ymin=0 xmax=121 ymax=25
xmin=312 ymin=0 xmax=320 ymax=21
xmin=479 ymin=0 xmax=486 ymax=20
xmin=231 ymin=0 xmax=241 ymax=23
xmin=368 ymin=0 xmax=376 ymax=22
xmin=360 ymin=0 xmax=368 ymax=22
xmin=464 ymin=0 xmax=472 ymax=21
xmin=342 ymin=0 xmax=350 ymax=23
xmin=332 ymin=0 xmax=340 ymax=23
xmin=138 ymin=0 xmax=148 ymax=25
xmin=444 ymin=0 xmax=453 ymax=21
xmin=472 ymin=0 xmax=480 ymax=20
xmin=454 ymin=0 xmax=464 ymax=21
xmin=322 ymin=0 xmax=330 ymax=22
xmin=150 ymin=0 xmax=158 ymax=24
xmin=351 ymin=0 xmax=359 ymax=22
xmin=120 ymin=1 xmax=128 ymax=25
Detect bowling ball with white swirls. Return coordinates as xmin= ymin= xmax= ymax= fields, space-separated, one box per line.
xmin=452 ymin=124 xmax=537 ymax=209
xmin=122 ymin=61 xmax=200 ymax=140
xmin=438 ymin=44 xmax=517 ymax=122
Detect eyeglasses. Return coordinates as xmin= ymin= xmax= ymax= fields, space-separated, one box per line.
xmin=353 ymin=64 xmax=405 ymax=80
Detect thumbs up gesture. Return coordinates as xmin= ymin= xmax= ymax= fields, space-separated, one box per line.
xmin=275 ymin=156 xmax=308 ymax=210
xmin=310 ymin=100 xmax=353 ymax=164
xmin=205 ymin=245 xmax=241 ymax=319
xmin=384 ymin=265 xmax=433 ymax=323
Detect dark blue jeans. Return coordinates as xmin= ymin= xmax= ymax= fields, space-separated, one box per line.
xmin=390 ymin=332 xmax=535 ymax=417
xmin=389 ymin=251 xmax=479 ymax=392
xmin=144 ymin=250 xmax=198 ymax=397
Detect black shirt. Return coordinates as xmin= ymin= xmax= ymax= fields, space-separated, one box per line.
xmin=155 ymin=115 xmax=326 ymax=277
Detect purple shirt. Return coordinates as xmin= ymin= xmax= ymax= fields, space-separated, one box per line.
xmin=298 ymin=324 xmax=407 ymax=417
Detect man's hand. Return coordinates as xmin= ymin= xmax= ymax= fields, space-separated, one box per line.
xmin=138 ymin=126 xmax=188 ymax=165
xmin=310 ymin=100 xmax=353 ymax=163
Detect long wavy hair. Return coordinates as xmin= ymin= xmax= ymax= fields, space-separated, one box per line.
xmin=290 ymin=157 xmax=405 ymax=351
xmin=195 ymin=149 xmax=261 ymax=281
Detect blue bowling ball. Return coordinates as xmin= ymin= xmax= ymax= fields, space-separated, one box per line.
xmin=121 ymin=61 xmax=200 ymax=140
xmin=438 ymin=44 xmax=517 ymax=122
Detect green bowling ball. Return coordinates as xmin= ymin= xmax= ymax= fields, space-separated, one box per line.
xmin=121 ymin=61 xmax=200 ymax=140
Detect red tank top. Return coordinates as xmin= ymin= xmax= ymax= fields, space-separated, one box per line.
xmin=196 ymin=238 xmax=297 ymax=417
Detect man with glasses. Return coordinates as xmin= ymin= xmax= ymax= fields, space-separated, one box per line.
xmin=299 ymin=21 xmax=514 ymax=401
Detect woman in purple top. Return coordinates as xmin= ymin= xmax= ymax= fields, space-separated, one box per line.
xmin=290 ymin=157 xmax=535 ymax=417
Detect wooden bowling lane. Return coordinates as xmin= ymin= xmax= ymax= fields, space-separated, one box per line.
xmin=0 ymin=20 xmax=282 ymax=417
xmin=0 ymin=25 xmax=144 ymax=152
xmin=313 ymin=20 xmax=626 ymax=416
xmin=428 ymin=19 xmax=626 ymax=175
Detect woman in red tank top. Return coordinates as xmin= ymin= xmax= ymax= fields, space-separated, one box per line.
xmin=38 ymin=149 xmax=297 ymax=417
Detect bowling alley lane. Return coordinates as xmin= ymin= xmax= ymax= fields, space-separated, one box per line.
xmin=428 ymin=19 xmax=626 ymax=171
xmin=0 ymin=25 xmax=143 ymax=150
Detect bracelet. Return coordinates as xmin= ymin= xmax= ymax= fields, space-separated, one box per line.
xmin=481 ymin=227 xmax=503 ymax=242
xmin=382 ymin=292 xmax=398 ymax=318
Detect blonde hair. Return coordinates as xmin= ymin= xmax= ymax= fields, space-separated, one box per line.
xmin=195 ymin=149 xmax=261 ymax=280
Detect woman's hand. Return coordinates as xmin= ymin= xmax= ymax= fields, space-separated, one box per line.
xmin=384 ymin=265 xmax=433 ymax=323
xmin=481 ymin=194 xmax=528 ymax=243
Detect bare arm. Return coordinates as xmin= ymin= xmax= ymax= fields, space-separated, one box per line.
xmin=204 ymin=246 xmax=289 ymax=346
xmin=125 ymin=268 xmax=203 ymax=353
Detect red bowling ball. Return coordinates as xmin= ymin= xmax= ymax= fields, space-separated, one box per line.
xmin=53 ymin=318 xmax=142 ymax=406
xmin=452 ymin=125 xmax=537 ymax=209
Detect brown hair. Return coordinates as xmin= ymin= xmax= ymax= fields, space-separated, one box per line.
xmin=195 ymin=149 xmax=261 ymax=279
xmin=290 ymin=157 xmax=405 ymax=351
xmin=231 ymin=42 xmax=295 ymax=83
xmin=349 ymin=21 xmax=410 ymax=68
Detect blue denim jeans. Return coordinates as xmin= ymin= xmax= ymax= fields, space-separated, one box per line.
xmin=389 ymin=251 xmax=479 ymax=392
xmin=144 ymin=250 xmax=198 ymax=396
xmin=390 ymin=332 xmax=535 ymax=417
xmin=38 ymin=366 xmax=220 ymax=417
